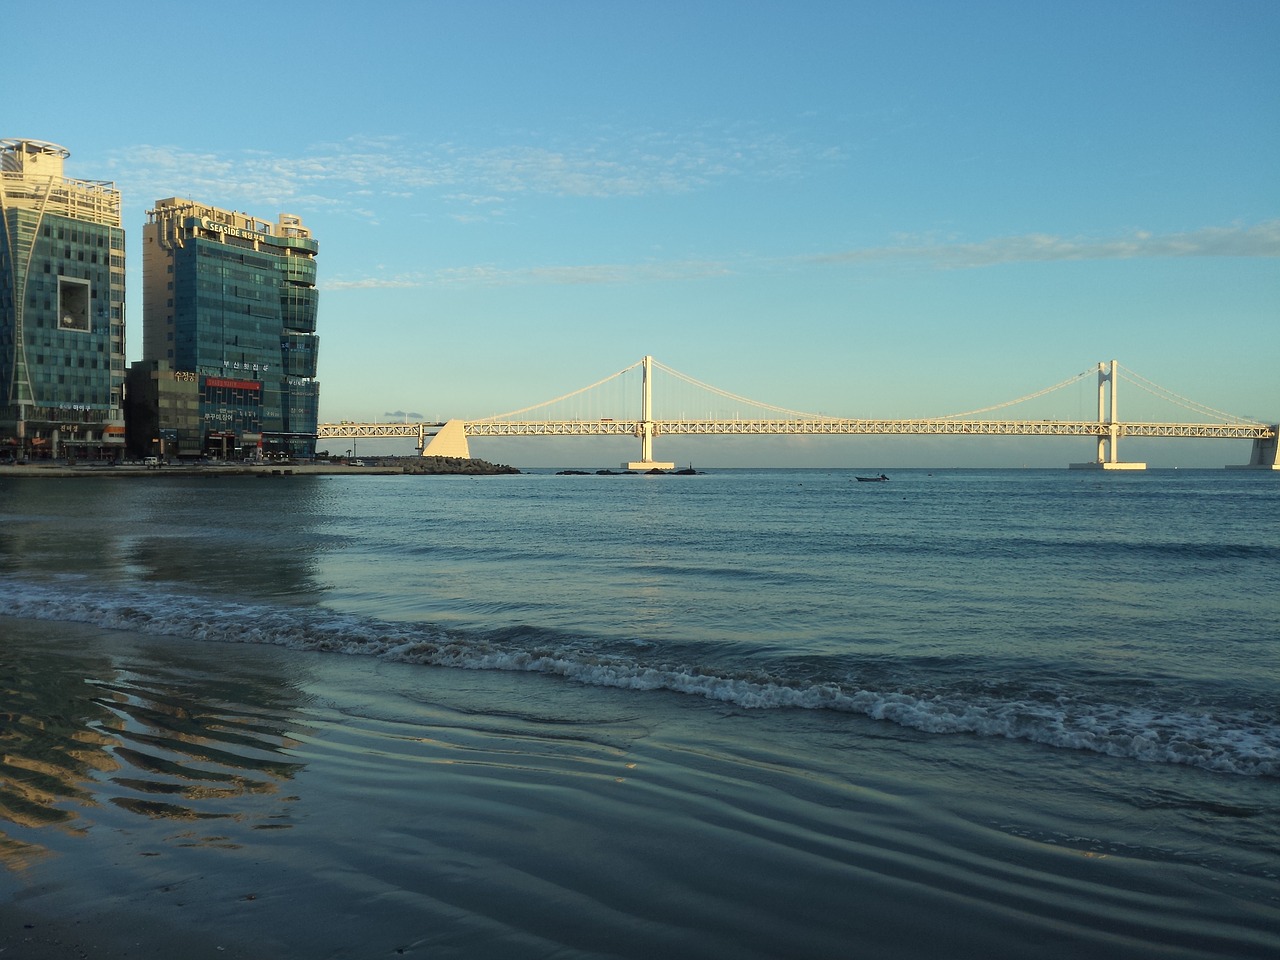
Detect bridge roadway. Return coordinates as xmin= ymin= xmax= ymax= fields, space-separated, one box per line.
xmin=318 ymin=418 xmax=1275 ymax=442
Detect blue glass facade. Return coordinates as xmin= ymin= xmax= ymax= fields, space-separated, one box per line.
xmin=0 ymin=140 xmax=127 ymax=460
xmin=143 ymin=202 xmax=319 ymax=458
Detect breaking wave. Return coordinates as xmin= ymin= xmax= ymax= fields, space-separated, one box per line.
xmin=2 ymin=575 xmax=1276 ymax=779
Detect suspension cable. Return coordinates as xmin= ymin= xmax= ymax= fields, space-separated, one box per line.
xmin=1118 ymin=364 xmax=1262 ymax=424
xmin=474 ymin=357 xmax=1255 ymax=427
xmin=936 ymin=368 xmax=1095 ymax=419
xmin=477 ymin=360 xmax=643 ymax=421
xmin=651 ymin=359 xmax=833 ymax=419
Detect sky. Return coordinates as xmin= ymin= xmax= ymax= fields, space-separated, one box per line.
xmin=8 ymin=0 xmax=1277 ymax=467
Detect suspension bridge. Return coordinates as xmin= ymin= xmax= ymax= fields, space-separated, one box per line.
xmin=317 ymin=357 xmax=1279 ymax=470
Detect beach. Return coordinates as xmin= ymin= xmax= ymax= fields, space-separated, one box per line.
xmin=4 ymin=617 xmax=1277 ymax=960
xmin=2 ymin=469 xmax=1278 ymax=958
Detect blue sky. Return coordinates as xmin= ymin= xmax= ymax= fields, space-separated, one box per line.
xmin=10 ymin=0 xmax=1277 ymax=466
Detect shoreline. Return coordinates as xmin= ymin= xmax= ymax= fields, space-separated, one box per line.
xmin=0 ymin=456 xmax=519 ymax=478
xmin=2 ymin=559 xmax=1277 ymax=959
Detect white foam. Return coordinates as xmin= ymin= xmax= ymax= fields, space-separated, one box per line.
xmin=2 ymin=576 xmax=1276 ymax=778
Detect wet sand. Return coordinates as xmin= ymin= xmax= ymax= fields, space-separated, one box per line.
xmin=0 ymin=901 xmax=262 ymax=960
xmin=3 ymin=618 xmax=1277 ymax=960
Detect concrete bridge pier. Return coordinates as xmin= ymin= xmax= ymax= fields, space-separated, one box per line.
xmin=1227 ymin=427 xmax=1280 ymax=470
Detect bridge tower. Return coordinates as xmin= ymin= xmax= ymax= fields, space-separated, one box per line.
xmin=625 ymin=355 xmax=675 ymax=471
xmin=1069 ymin=360 xmax=1146 ymax=471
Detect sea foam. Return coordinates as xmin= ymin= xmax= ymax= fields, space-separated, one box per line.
xmin=2 ymin=575 xmax=1275 ymax=778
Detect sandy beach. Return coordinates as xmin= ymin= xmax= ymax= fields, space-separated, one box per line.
xmin=3 ymin=614 xmax=1277 ymax=960
xmin=3 ymin=469 xmax=1278 ymax=959
xmin=0 ymin=901 xmax=263 ymax=960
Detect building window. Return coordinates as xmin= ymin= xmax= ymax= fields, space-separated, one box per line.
xmin=58 ymin=277 xmax=91 ymax=332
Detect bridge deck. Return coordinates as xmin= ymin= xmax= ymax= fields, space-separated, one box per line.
xmin=318 ymin=419 xmax=1274 ymax=441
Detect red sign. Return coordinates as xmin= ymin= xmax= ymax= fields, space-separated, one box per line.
xmin=205 ymin=377 xmax=262 ymax=391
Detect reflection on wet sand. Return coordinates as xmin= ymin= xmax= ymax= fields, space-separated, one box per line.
xmin=0 ymin=623 xmax=308 ymax=871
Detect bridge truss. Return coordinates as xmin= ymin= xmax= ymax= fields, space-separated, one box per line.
xmin=316 ymin=357 xmax=1279 ymax=470
xmin=463 ymin=417 xmax=1271 ymax=440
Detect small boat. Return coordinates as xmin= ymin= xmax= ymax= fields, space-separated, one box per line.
xmin=855 ymin=473 xmax=889 ymax=482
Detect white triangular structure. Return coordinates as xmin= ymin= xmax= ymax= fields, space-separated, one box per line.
xmin=421 ymin=419 xmax=471 ymax=458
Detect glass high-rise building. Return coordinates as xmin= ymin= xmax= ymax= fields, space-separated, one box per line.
xmin=0 ymin=139 xmax=127 ymax=460
xmin=142 ymin=198 xmax=319 ymax=459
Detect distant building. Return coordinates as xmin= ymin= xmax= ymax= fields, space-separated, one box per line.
xmin=0 ymin=139 xmax=127 ymax=460
xmin=141 ymin=198 xmax=319 ymax=459
xmin=123 ymin=359 xmax=201 ymax=460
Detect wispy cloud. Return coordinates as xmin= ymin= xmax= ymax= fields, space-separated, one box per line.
xmin=105 ymin=125 xmax=831 ymax=216
xmin=429 ymin=259 xmax=733 ymax=287
xmin=324 ymin=259 xmax=730 ymax=291
xmin=324 ymin=221 xmax=1276 ymax=291
xmin=812 ymin=221 xmax=1280 ymax=269
xmin=324 ymin=276 xmax=422 ymax=290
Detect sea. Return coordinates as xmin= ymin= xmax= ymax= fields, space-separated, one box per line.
xmin=1 ymin=467 xmax=1277 ymax=959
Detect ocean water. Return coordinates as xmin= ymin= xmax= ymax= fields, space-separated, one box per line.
xmin=1 ymin=468 xmax=1278 ymax=959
